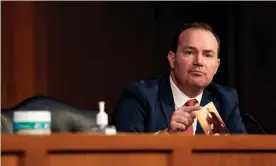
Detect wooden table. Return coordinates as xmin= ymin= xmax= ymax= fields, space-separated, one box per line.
xmin=2 ymin=134 xmax=276 ymax=166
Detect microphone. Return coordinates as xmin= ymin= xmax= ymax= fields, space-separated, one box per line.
xmin=244 ymin=113 xmax=267 ymax=135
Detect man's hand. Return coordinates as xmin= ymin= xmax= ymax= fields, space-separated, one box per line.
xmin=167 ymin=106 xmax=202 ymax=133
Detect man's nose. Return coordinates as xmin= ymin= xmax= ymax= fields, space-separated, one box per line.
xmin=193 ymin=53 xmax=204 ymax=66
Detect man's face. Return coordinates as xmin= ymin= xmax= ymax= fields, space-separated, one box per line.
xmin=168 ymin=28 xmax=220 ymax=88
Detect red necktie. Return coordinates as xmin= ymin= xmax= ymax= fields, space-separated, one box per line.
xmin=184 ymin=99 xmax=197 ymax=135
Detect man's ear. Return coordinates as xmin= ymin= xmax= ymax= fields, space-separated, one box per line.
xmin=167 ymin=51 xmax=175 ymax=69
xmin=215 ymin=58 xmax=220 ymax=74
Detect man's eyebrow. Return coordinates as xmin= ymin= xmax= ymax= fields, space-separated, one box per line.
xmin=203 ymin=50 xmax=215 ymax=53
xmin=183 ymin=46 xmax=196 ymax=50
xmin=183 ymin=46 xmax=215 ymax=53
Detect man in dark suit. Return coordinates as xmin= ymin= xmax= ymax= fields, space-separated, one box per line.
xmin=112 ymin=22 xmax=247 ymax=134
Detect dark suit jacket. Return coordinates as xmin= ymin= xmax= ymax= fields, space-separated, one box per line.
xmin=113 ymin=72 xmax=247 ymax=134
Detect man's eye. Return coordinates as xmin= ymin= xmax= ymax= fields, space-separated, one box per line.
xmin=184 ymin=51 xmax=193 ymax=55
xmin=205 ymin=54 xmax=213 ymax=58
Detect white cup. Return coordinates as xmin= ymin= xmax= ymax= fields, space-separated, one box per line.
xmin=13 ymin=111 xmax=51 ymax=135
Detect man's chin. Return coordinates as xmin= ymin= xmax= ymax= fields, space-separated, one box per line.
xmin=188 ymin=80 xmax=208 ymax=88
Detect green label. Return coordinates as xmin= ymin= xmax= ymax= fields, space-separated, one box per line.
xmin=13 ymin=122 xmax=51 ymax=133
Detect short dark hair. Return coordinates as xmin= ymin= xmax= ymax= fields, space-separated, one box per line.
xmin=169 ymin=22 xmax=220 ymax=54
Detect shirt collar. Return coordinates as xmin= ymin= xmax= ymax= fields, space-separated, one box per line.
xmin=169 ymin=75 xmax=203 ymax=108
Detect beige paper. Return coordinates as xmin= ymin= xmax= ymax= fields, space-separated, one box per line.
xmin=194 ymin=102 xmax=230 ymax=135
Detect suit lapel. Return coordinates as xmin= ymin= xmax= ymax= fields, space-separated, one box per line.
xmin=158 ymin=72 xmax=175 ymax=127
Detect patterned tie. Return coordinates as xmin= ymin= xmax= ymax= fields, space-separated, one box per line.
xmin=183 ymin=99 xmax=197 ymax=135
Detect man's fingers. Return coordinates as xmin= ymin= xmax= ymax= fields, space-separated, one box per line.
xmin=173 ymin=111 xmax=194 ymax=118
xmin=170 ymin=121 xmax=186 ymax=132
xmin=174 ymin=115 xmax=194 ymax=126
xmin=179 ymin=106 xmax=202 ymax=113
xmin=187 ymin=116 xmax=194 ymax=124
xmin=175 ymin=117 xmax=189 ymax=126
xmin=169 ymin=107 xmax=199 ymax=133
xmin=190 ymin=112 xmax=196 ymax=119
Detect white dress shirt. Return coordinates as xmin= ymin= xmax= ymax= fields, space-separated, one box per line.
xmin=169 ymin=76 xmax=203 ymax=134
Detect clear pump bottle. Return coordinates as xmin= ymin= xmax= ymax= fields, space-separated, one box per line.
xmin=96 ymin=101 xmax=108 ymax=132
